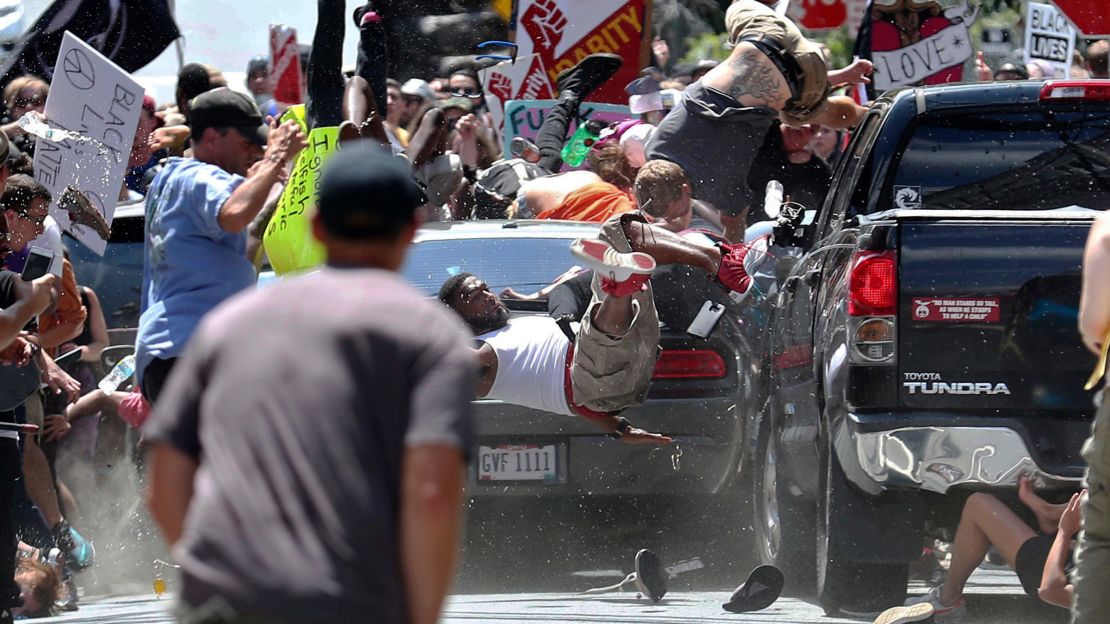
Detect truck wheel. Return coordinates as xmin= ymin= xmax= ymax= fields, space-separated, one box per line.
xmin=751 ymin=421 xmax=814 ymax=590
xmin=815 ymin=439 xmax=908 ymax=615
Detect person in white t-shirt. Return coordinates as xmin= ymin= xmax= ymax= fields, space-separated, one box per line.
xmin=439 ymin=183 xmax=757 ymax=443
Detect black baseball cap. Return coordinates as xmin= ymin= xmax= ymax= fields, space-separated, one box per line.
xmin=246 ymin=55 xmax=269 ymax=76
xmin=188 ymin=88 xmax=268 ymax=147
xmin=317 ymin=141 xmax=427 ymax=240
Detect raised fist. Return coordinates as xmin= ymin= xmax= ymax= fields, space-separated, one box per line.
xmin=488 ymin=72 xmax=513 ymax=102
xmin=522 ymin=0 xmax=567 ymax=53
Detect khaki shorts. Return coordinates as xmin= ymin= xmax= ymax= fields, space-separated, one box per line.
xmin=23 ymin=390 xmax=44 ymax=428
xmin=569 ymin=213 xmax=661 ymax=413
xmin=724 ymin=0 xmax=829 ymax=125
xmin=1074 ymin=387 xmax=1110 ymax=623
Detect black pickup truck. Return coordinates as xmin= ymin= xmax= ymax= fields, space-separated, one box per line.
xmin=747 ymin=80 xmax=1110 ymax=614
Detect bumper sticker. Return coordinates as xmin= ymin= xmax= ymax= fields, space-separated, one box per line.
xmin=912 ymin=297 xmax=1001 ymax=323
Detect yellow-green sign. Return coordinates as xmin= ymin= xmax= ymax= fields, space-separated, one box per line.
xmin=262 ymin=105 xmax=335 ymax=274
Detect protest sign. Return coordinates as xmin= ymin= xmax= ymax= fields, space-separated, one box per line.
xmin=262 ymin=105 xmax=331 ymax=275
xmin=33 ymin=31 xmax=142 ymax=256
xmin=864 ymin=0 xmax=979 ymax=90
xmin=481 ymin=0 xmax=649 ymax=134
xmin=270 ymin=24 xmax=304 ymax=106
xmin=789 ymin=0 xmax=848 ymax=31
xmin=501 ymin=99 xmax=634 ymax=168
xmin=1023 ymin=2 xmax=1075 ymax=78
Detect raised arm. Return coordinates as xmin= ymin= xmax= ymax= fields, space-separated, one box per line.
xmin=0 ymin=274 xmax=53 ymax=348
xmin=827 ymin=58 xmax=873 ymax=88
xmin=217 ymin=120 xmax=306 ymax=234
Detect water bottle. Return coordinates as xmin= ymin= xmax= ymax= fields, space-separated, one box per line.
xmin=99 ymin=354 xmax=136 ymax=396
xmin=560 ymin=119 xmax=606 ymax=167
xmin=763 ymin=179 xmax=784 ymax=219
xmin=18 ymin=112 xmax=75 ymax=144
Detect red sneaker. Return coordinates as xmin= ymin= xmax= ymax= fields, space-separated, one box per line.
xmin=600 ymin=272 xmax=650 ymax=297
xmin=570 ymin=238 xmax=655 ymax=297
xmin=715 ymin=242 xmax=753 ymax=303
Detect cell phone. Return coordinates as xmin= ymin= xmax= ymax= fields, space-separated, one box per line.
xmin=687 ymin=300 xmax=725 ymax=338
xmin=20 ymin=246 xmax=54 ymax=282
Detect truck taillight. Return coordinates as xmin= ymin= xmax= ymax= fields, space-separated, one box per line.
xmin=652 ymin=349 xmax=727 ymax=379
xmin=848 ymin=251 xmax=897 ymax=316
xmin=1040 ymin=80 xmax=1110 ymax=101
xmin=848 ymin=251 xmax=897 ymax=365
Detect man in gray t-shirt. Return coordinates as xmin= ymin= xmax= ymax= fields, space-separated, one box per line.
xmin=145 ymin=143 xmax=475 ymax=624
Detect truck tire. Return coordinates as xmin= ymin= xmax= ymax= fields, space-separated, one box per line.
xmin=751 ymin=416 xmax=815 ymax=590
xmin=815 ymin=436 xmax=908 ymax=615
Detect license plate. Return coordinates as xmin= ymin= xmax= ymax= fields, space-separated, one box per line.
xmin=478 ymin=444 xmax=560 ymax=483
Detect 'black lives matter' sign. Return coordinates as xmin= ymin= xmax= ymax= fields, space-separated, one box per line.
xmin=33 ymin=32 xmax=142 ymax=256
xmin=1024 ymin=2 xmax=1076 ymax=77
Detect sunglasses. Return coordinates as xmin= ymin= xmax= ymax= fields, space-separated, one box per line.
xmin=16 ymin=210 xmax=47 ymax=226
xmin=13 ymin=93 xmax=45 ymax=109
xmin=448 ymin=87 xmax=483 ymax=99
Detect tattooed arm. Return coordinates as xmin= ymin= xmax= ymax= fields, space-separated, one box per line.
xmin=701 ymin=44 xmax=791 ymax=110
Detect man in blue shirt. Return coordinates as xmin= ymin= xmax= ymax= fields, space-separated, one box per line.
xmin=136 ymin=88 xmax=306 ymax=403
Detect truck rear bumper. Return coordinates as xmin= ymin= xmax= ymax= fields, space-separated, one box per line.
xmin=847 ymin=416 xmax=1085 ymax=494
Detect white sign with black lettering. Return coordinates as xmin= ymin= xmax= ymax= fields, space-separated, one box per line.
xmin=1024 ymin=2 xmax=1075 ymax=78
xmin=872 ymin=1 xmax=979 ymax=89
xmin=32 ymin=31 xmax=142 ymax=255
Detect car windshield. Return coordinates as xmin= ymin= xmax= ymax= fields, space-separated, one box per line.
xmin=886 ymin=109 xmax=1110 ymax=212
xmin=402 ymin=237 xmax=581 ymax=297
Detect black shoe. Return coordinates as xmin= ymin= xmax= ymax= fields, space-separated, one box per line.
xmin=554 ymin=53 xmax=622 ymax=99
xmin=722 ymin=564 xmax=784 ymax=613
xmin=352 ymin=2 xmax=382 ymax=27
xmin=633 ymin=549 xmax=666 ymax=603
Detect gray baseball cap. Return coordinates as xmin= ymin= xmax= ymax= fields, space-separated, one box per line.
xmin=400 ymin=78 xmax=436 ymax=102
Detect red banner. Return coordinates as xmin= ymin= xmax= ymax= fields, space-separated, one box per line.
xmin=491 ymin=0 xmax=647 ymax=110
xmin=270 ymin=24 xmax=303 ymax=106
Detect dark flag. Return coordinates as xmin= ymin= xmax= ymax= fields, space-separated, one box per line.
xmin=0 ymin=0 xmax=180 ymax=86
xmin=850 ymin=0 xmax=875 ymax=104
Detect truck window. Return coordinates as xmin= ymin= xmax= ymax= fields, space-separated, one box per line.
xmin=882 ymin=109 xmax=1110 ymax=212
xmin=821 ymin=111 xmax=882 ymax=236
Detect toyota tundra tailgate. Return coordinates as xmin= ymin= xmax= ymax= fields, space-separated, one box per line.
xmin=897 ymin=214 xmax=1098 ymax=412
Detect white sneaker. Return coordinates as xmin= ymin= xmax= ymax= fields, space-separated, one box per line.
xmin=569 ymin=238 xmax=655 ymax=283
xmin=873 ymin=602 xmax=934 ymax=624
xmin=904 ymin=586 xmax=966 ymax=620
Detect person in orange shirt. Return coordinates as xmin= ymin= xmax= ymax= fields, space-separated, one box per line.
xmin=533 ymin=175 xmax=634 ymax=223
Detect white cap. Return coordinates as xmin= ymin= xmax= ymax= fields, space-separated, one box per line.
xmin=620 ymin=124 xmax=655 ymax=168
xmin=401 ymin=78 xmax=436 ymax=102
xmin=629 ymin=90 xmax=662 ymax=114
xmin=629 ymin=89 xmax=683 ymax=114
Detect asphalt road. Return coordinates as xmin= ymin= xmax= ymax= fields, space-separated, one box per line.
xmin=28 ymin=494 xmax=1074 ymax=624
xmin=32 ymin=574 xmax=1068 ymax=624
xmin=32 ymin=568 xmax=1069 ymax=623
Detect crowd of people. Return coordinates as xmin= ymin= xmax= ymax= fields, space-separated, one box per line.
xmin=0 ymin=0 xmax=1105 ymax=622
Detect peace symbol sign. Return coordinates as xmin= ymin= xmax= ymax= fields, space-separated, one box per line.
xmin=62 ymin=48 xmax=95 ymax=90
